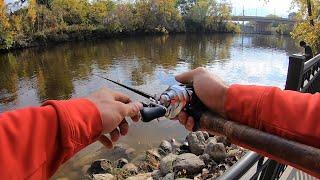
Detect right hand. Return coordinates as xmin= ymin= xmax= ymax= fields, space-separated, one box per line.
xmin=174 ymin=67 xmax=229 ymax=131
xmin=86 ymin=88 xmax=143 ymax=148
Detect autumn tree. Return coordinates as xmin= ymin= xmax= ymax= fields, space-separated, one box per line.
xmin=291 ymin=0 xmax=320 ymax=53
xmin=0 ymin=0 xmax=12 ymax=47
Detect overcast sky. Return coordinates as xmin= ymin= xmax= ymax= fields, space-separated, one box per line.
xmin=5 ymin=0 xmax=295 ymax=17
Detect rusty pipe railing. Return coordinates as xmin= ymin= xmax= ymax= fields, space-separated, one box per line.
xmin=199 ymin=112 xmax=320 ymax=178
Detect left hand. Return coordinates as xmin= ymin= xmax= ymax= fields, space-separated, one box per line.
xmin=86 ymin=87 xmax=143 ymax=148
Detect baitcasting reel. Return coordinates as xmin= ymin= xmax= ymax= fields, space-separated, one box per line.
xmin=95 ymin=75 xmax=208 ymax=131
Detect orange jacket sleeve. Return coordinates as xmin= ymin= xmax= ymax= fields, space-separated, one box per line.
xmin=0 ymin=99 xmax=102 ymax=179
xmin=225 ymin=84 xmax=320 ymax=177
xmin=225 ymin=84 xmax=320 ymax=148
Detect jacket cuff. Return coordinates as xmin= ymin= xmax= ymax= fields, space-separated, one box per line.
xmin=43 ymin=99 xmax=103 ymax=147
xmin=225 ymin=84 xmax=272 ymax=129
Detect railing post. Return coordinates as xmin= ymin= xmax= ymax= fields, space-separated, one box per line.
xmin=285 ymin=54 xmax=305 ymax=91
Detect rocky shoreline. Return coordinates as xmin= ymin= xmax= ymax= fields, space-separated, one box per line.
xmin=84 ymin=131 xmax=246 ymax=180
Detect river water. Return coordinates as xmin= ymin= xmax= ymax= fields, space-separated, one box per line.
xmin=0 ymin=34 xmax=300 ymax=178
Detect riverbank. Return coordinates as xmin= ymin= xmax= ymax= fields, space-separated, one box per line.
xmin=58 ymin=131 xmax=246 ymax=180
xmin=0 ymin=26 xmax=239 ymax=53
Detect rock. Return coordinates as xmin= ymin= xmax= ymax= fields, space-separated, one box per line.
xmin=146 ymin=149 xmax=161 ymax=161
xmin=179 ymin=142 xmax=190 ymax=154
xmin=206 ymin=137 xmax=217 ymax=144
xmin=173 ymin=153 xmax=205 ymax=175
xmin=227 ymin=149 xmax=240 ymax=157
xmin=175 ymin=178 xmax=193 ymax=180
xmin=87 ymin=159 xmax=112 ymax=176
xmin=202 ymin=131 xmax=210 ymax=140
xmin=146 ymin=149 xmax=161 ymax=168
xmin=125 ymin=173 xmax=152 ymax=180
xmin=186 ymin=131 xmax=207 ymax=155
xmin=92 ymin=174 xmax=116 ymax=180
xmin=199 ymin=153 xmax=211 ymax=165
xmin=201 ymin=168 xmax=210 ymax=179
xmin=116 ymin=158 xmax=129 ymax=168
xmin=160 ymin=153 xmax=178 ymax=175
xmin=123 ymin=163 xmax=138 ymax=175
xmin=151 ymin=170 xmax=162 ymax=180
xmin=159 ymin=140 xmax=173 ymax=156
xmin=170 ymin=139 xmax=182 ymax=149
xmin=111 ymin=144 xmax=136 ymax=160
xmin=163 ymin=173 xmax=174 ymax=180
xmin=215 ymin=136 xmax=231 ymax=146
xmin=204 ymin=142 xmax=227 ymax=162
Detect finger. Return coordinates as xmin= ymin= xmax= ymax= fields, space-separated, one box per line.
xmin=98 ymin=135 xmax=113 ymax=149
xmin=175 ymin=67 xmax=206 ymax=84
xmin=186 ymin=116 xmax=195 ymax=131
xmin=131 ymin=113 xmax=141 ymax=122
xmin=119 ymin=120 xmax=129 ymax=136
xmin=120 ymin=102 xmax=143 ymax=117
xmin=110 ymin=129 xmax=121 ymax=142
xmin=178 ymin=112 xmax=188 ymax=125
xmin=113 ymin=91 xmax=131 ymax=103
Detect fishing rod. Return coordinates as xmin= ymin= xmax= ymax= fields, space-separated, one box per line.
xmin=95 ymin=74 xmax=320 ymax=176
xmin=94 ymin=74 xmax=154 ymax=100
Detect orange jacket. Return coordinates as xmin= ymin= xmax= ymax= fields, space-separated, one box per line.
xmin=0 ymin=85 xmax=319 ymax=179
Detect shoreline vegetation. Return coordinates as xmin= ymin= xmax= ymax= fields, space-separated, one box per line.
xmin=0 ymin=0 xmax=240 ymax=52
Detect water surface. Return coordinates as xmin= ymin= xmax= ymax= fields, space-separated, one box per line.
xmin=0 ymin=34 xmax=300 ymax=178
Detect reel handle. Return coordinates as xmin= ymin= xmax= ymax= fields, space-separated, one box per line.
xmin=140 ymin=103 xmax=167 ymax=122
xmin=185 ymin=88 xmax=209 ymax=132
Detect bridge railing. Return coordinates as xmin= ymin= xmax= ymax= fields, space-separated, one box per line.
xmin=219 ymin=53 xmax=320 ymax=180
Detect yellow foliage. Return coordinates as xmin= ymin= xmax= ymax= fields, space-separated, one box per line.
xmin=28 ymin=0 xmax=37 ymax=26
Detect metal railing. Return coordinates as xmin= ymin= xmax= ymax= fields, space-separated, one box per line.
xmin=219 ymin=53 xmax=320 ymax=180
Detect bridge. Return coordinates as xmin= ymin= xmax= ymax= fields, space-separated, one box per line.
xmin=231 ymin=15 xmax=298 ymax=34
xmin=231 ymin=16 xmax=297 ymax=23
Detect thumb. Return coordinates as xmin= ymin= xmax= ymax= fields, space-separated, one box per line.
xmin=175 ymin=67 xmax=206 ymax=84
xmin=121 ymin=102 xmax=143 ymax=118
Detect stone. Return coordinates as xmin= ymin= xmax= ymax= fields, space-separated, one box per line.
xmin=163 ymin=173 xmax=174 ymax=180
xmin=179 ymin=142 xmax=190 ymax=154
xmin=204 ymin=142 xmax=227 ymax=162
xmin=227 ymin=149 xmax=240 ymax=157
xmin=202 ymin=131 xmax=210 ymax=140
xmin=215 ymin=136 xmax=231 ymax=146
xmin=146 ymin=149 xmax=161 ymax=161
xmin=206 ymin=137 xmax=217 ymax=144
xmin=151 ymin=170 xmax=162 ymax=180
xmin=199 ymin=153 xmax=211 ymax=165
xmin=172 ymin=153 xmax=205 ymax=175
xmin=159 ymin=140 xmax=173 ymax=156
xmin=111 ymin=144 xmax=136 ymax=160
xmin=87 ymin=159 xmax=112 ymax=176
xmin=125 ymin=173 xmax=152 ymax=180
xmin=92 ymin=174 xmax=116 ymax=180
xmin=201 ymin=168 xmax=210 ymax=179
xmin=186 ymin=132 xmax=206 ymax=155
xmin=116 ymin=158 xmax=129 ymax=168
xmin=160 ymin=153 xmax=178 ymax=175
xmin=123 ymin=163 xmax=138 ymax=175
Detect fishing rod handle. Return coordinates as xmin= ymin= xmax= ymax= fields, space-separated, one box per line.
xmin=140 ymin=103 xmax=167 ymax=122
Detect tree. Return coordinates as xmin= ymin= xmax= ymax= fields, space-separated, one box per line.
xmin=0 ymin=0 xmax=13 ymax=47
xmin=28 ymin=0 xmax=37 ymax=31
xmin=291 ymin=0 xmax=320 ymax=53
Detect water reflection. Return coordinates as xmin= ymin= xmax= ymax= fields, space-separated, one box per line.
xmin=0 ymin=34 xmax=300 ymax=111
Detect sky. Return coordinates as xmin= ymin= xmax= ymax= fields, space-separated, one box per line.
xmin=230 ymin=0 xmax=295 ymax=17
xmin=5 ymin=0 xmax=295 ymax=18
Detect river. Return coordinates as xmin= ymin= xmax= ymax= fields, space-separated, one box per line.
xmin=0 ymin=34 xmax=300 ymax=179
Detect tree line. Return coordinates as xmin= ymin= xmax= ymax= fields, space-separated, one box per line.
xmin=0 ymin=0 xmax=240 ymax=50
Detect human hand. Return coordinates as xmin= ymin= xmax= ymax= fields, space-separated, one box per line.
xmin=174 ymin=68 xmax=229 ymax=131
xmin=86 ymin=88 xmax=143 ymax=148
